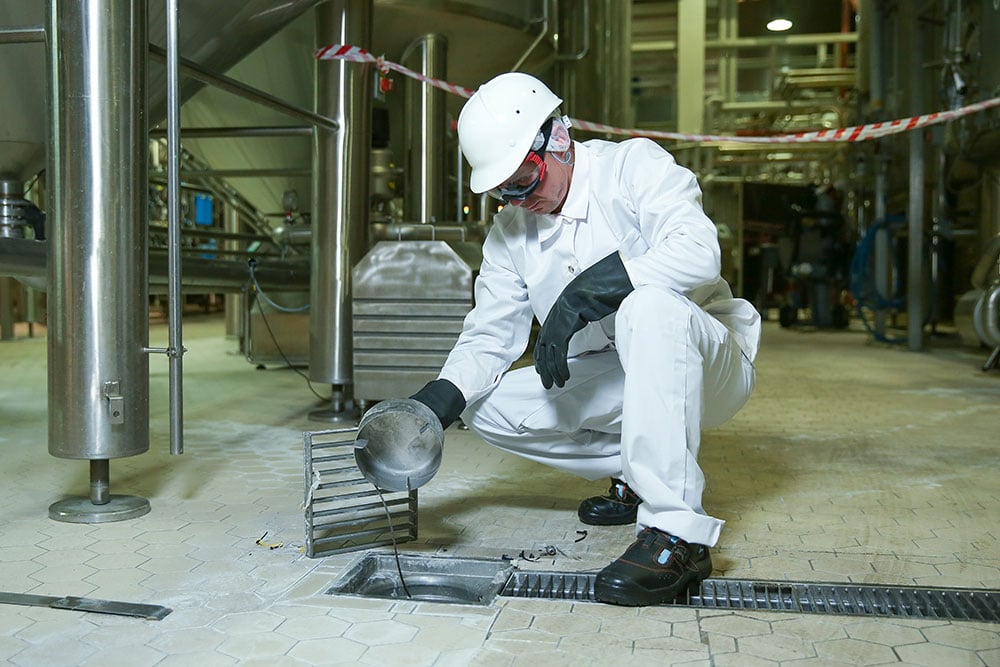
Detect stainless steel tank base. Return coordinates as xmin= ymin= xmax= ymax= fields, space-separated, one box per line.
xmin=308 ymin=407 xmax=359 ymax=424
xmin=308 ymin=387 xmax=359 ymax=424
xmin=48 ymin=495 xmax=151 ymax=524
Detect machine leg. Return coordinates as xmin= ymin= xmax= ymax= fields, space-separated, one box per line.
xmin=48 ymin=460 xmax=150 ymax=523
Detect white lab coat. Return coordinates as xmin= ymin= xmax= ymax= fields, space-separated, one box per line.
xmin=439 ymin=138 xmax=761 ymax=547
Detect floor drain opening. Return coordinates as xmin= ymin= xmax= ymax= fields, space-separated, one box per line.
xmin=326 ymin=553 xmax=516 ymax=606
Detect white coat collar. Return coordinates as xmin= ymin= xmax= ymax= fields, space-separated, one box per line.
xmin=535 ymin=140 xmax=589 ymax=243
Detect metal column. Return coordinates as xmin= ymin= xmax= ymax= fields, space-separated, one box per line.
xmin=904 ymin=2 xmax=926 ymax=351
xmin=223 ymin=201 xmax=243 ymax=341
xmin=0 ymin=277 xmax=13 ymax=340
xmin=874 ymin=152 xmax=890 ymax=336
xmin=677 ymin=0 xmax=706 ymax=134
xmin=310 ymin=0 xmax=372 ymax=422
xmin=402 ymin=33 xmax=448 ymax=224
xmin=46 ymin=0 xmax=150 ymax=522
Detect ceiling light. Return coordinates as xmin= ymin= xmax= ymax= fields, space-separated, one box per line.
xmin=766 ymin=17 xmax=793 ymax=31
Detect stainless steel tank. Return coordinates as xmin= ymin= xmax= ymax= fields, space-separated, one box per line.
xmin=0 ymin=0 xmax=325 ymax=187
xmin=45 ymin=0 xmax=150 ymax=523
xmin=175 ymin=0 xmax=551 ymax=218
xmin=0 ymin=3 xmax=46 ymax=184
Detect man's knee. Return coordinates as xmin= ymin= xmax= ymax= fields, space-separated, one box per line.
xmin=618 ymin=285 xmax=694 ymax=332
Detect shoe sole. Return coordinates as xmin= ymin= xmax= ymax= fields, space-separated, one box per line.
xmin=577 ymin=511 xmax=637 ymax=526
xmin=595 ymin=575 xmax=700 ymax=606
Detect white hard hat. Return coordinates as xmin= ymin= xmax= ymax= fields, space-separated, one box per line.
xmin=458 ymin=72 xmax=563 ymax=194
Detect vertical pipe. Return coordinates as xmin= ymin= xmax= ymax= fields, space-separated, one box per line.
xmin=403 ymin=34 xmax=447 ymax=224
xmin=874 ymin=151 xmax=889 ymax=336
xmin=224 ymin=201 xmax=243 ymax=340
xmin=47 ymin=0 xmax=149 ymax=461
xmin=0 ymin=278 xmax=13 ymax=340
xmin=905 ymin=2 xmax=925 ymax=351
xmin=478 ymin=192 xmax=491 ymax=224
xmin=856 ymin=0 xmax=870 ymax=99
xmin=864 ymin=0 xmax=884 ymax=115
xmin=735 ymin=182 xmax=744 ymax=299
xmin=456 ymin=140 xmax=464 ymax=222
xmin=719 ymin=0 xmax=738 ymax=104
xmin=611 ymin=0 xmax=632 ymax=128
xmin=165 ymin=0 xmax=184 ymax=454
xmin=677 ymin=0 xmax=707 ymax=134
xmin=310 ymin=0 xmax=371 ymax=393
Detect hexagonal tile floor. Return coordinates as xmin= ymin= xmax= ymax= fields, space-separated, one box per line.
xmin=0 ymin=315 xmax=997 ymax=665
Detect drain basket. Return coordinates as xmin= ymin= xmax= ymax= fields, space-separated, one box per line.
xmin=303 ymin=428 xmax=418 ymax=558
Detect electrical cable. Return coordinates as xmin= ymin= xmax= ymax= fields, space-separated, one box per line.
xmin=248 ymin=260 xmax=310 ymax=313
xmin=246 ymin=259 xmax=330 ymax=402
xmin=375 ymin=487 xmax=412 ymax=598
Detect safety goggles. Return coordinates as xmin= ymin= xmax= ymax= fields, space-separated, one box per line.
xmin=487 ymin=117 xmax=558 ymax=203
xmin=488 ymin=152 xmax=547 ymax=202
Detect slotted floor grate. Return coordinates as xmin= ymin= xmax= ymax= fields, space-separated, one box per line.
xmin=501 ymin=572 xmax=1000 ymax=622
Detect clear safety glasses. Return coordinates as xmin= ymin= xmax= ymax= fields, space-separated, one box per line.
xmin=487 ymin=116 xmax=559 ymax=203
xmin=488 ymin=152 xmax=547 ymax=203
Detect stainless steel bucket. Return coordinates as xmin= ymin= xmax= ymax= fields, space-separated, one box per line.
xmin=354 ymin=398 xmax=444 ymax=491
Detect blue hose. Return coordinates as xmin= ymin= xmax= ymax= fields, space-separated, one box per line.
xmin=849 ymin=216 xmax=907 ymax=343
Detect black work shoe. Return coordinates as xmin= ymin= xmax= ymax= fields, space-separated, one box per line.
xmin=578 ymin=478 xmax=642 ymax=526
xmin=594 ymin=527 xmax=713 ymax=606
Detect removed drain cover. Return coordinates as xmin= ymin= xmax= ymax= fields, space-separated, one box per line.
xmin=0 ymin=591 xmax=171 ymax=620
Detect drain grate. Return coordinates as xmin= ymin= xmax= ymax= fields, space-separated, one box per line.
xmin=303 ymin=428 xmax=418 ymax=558
xmin=501 ymin=572 xmax=1000 ymax=622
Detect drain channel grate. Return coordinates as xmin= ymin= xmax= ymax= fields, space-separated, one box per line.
xmin=501 ymin=572 xmax=1000 ymax=622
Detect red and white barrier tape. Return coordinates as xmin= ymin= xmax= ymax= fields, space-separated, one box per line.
xmin=316 ymin=43 xmax=1000 ymax=145
xmin=316 ymin=43 xmax=475 ymax=98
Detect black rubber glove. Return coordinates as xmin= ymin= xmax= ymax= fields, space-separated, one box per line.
xmin=410 ymin=379 xmax=466 ymax=430
xmin=533 ymin=252 xmax=634 ymax=389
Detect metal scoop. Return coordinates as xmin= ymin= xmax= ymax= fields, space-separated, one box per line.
xmin=353 ymin=398 xmax=444 ymax=492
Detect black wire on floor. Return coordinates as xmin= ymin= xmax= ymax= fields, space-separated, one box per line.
xmin=375 ymin=486 xmax=412 ymax=599
xmin=249 ymin=280 xmax=331 ymax=403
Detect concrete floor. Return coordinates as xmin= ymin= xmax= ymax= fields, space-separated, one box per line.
xmin=0 ymin=313 xmax=998 ymax=666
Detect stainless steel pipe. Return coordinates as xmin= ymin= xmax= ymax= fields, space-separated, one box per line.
xmin=0 ymin=24 xmax=44 ymax=43
xmin=164 ymin=0 xmax=184 ymax=456
xmin=0 ymin=237 xmax=310 ymax=292
xmin=149 ymin=126 xmax=312 ymax=139
xmin=310 ymin=0 xmax=372 ymax=392
xmin=402 ymin=33 xmax=447 ymax=224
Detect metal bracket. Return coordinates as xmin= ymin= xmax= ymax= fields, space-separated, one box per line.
xmin=102 ymin=381 xmax=124 ymax=424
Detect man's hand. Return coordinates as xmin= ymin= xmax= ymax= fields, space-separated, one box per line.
xmin=533 ymin=252 xmax=634 ymax=389
xmin=410 ymin=379 xmax=466 ymax=430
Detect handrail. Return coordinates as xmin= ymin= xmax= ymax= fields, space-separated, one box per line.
xmin=0 ymin=24 xmax=44 ymax=44
xmin=148 ymin=44 xmax=339 ymax=133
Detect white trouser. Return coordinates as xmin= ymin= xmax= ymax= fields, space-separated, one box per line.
xmin=461 ymin=285 xmax=756 ymax=547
